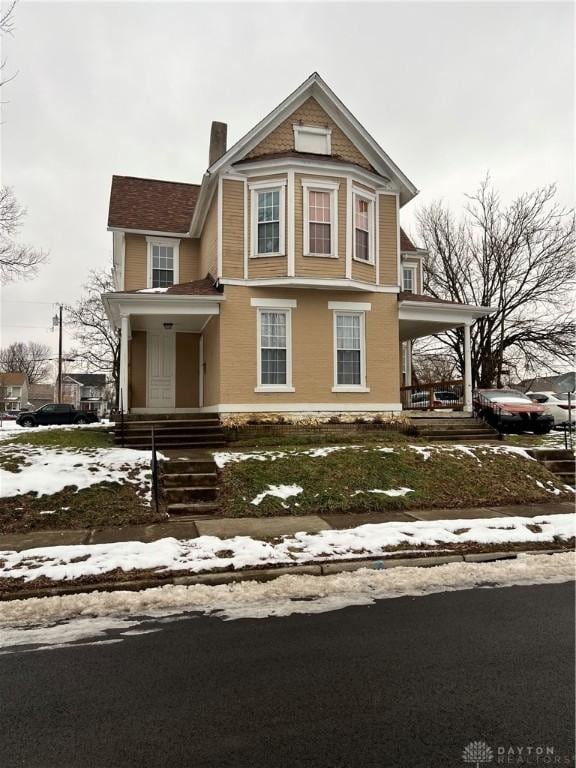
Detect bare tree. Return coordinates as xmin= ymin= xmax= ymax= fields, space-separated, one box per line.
xmin=0 ymin=1 xmax=17 ymax=87
xmin=416 ymin=177 xmax=575 ymax=387
xmin=0 ymin=186 xmax=48 ymax=283
xmin=0 ymin=341 xmax=51 ymax=383
xmin=65 ymin=270 xmax=120 ymax=405
xmin=412 ymin=351 xmax=458 ymax=385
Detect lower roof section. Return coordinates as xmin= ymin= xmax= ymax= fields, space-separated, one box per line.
xmin=399 ymin=292 xmax=495 ymax=341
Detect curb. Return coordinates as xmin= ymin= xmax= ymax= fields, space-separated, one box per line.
xmin=0 ymin=547 xmax=571 ymax=603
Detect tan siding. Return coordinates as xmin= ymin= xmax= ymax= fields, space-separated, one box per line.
xmin=202 ymin=316 xmax=221 ymax=406
xmin=129 ymin=331 xmax=147 ymax=408
xmin=124 ymin=235 xmax=199 ymax=289
xmin=352 ymin=259 xmax=376 ymax=283
xmin=124 ymin=235 xmax=147 ymax=291
xmin=175 ymin=333 xmax=200 ymax=407
xmin=379 ymin=194 xmax=398 ymax=285
xmin=294 ymin=173 xmax=346 ymax=279
xmin=218 ymin=285 xmax=400 ymax=407
xmin=247 ymin=174 xmax=288 ymax=279
xmin=179 ymin=239 xmax=201 ymax=283
xmin=222 ymin=179 xmax=244 ymax=279
xmin=246 ymin=97 xmax=371 ymax=170
xmin=200 ymin=195 xmax=218 ymax=278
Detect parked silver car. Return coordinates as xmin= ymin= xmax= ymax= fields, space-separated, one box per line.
xmin=526 ymin=391 xmax=575 ymax=427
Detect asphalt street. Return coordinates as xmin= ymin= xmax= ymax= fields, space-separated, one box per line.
xmin=1 ymin=581 xmax=574 ymax=768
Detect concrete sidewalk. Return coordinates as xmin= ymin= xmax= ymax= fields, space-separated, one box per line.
xmin=1 ymin=501 xmax=573 ymax=553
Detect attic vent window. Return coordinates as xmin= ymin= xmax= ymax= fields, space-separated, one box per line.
xmin=293 ymin=124 xmax=331 ymax=155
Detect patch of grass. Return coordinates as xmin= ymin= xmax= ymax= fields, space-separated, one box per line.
xmin=219 ymin=444 xmax=573 ymax=518
xmin=4 ymin=427 xmax=114 ymax=450
xmin=0 ymin=481 xmax=164 ymax=536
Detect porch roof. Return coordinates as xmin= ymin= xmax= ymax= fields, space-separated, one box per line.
xmin=398 ymin=292 xmax=495 ymax=341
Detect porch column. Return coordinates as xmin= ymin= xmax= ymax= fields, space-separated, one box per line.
xmin=119 ymin=314 xmax=131 ymax=413
xmin=463 ymin=322 xmax=473 ymax=412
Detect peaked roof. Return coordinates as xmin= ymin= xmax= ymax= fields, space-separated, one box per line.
xmin=204 ymin=72 xmax=418 ymax=205
xmin=0 ymin=372 xmax=27 ymax=386
xmin=108 ymin=176 xmax=200 ymax=233
xmin=63 ymin=373 xmax=106 ymax=386
xmin=400 ymin=230 xmax=419 ymax=252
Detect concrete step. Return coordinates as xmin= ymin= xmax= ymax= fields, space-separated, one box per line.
xmin=117 ymin=432 xmax=226 ymax=444
xmin=425 ymin=433 xmax=501 ymax=441
xmin=555 ymin=473 xmax=575 ymax=485
xmin=164 ymin=486 xmax=218 ymax=503
xmin=118 ymin=413 xmax=219 ymax=422
xmin=114 ymin=421 xmax=222 ymax=432
xmin=115 ymin=439 xmax=227 ymax=449
xmin=421 ymin=430 xmax=497 ymax=438
xmin=167 ymin=501 xmax=220 ymax=516
xmin=162 ymin=472 xmax=218 ymax=488
xmin=160 ymin=458 xmax=218 ymax=474
xmin=530 ymin=448 xmax=575 ymax=461
xmin=542 ymin=459 xmax=576 ymax=474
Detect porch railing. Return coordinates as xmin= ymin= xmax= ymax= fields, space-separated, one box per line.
xmin=401 ymin=380 xmax=464 ymax=411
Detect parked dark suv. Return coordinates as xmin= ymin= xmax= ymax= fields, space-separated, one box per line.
xmin=16 ymin=404 xmax=99 ymax=428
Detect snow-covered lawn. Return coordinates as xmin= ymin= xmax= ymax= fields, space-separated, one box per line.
xmin=0 ymin=513 xmax=573 ymax=583
xmin=0 ymin=420 xmax=111 ymax=441
xmin=0 ymin=552 xmax=573 ymax=652
xmin=0 ymin=443 xmax=157 ymax=499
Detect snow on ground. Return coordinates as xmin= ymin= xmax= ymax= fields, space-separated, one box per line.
xmin=0 ymin=552 xmax=573 ymax=653
xmin=0 ymin=443 xmax=157 ymax=498
xmin=0 ymin=513 xmax=573 ymax=583
xmin=213 ymin=443 xmax=542 ymax=468
xmin=250 ymin=484 xmax=303 ymax=506
xmin=0 ymin=421 xmax=111 ymax=441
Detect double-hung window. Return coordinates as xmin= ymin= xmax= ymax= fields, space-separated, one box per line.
xmin=402 ymin=265 xmax=416 ymax=293
xmin=147 ymin=238 xmax=180 ymax=288
xmin=302 ymin=180 xmax=339 ymax=257
xmin=353 ymin=189 xmax=375 ymax=263
xmin=330 ymin=302 xmax=370 ymax=392
xmin=250 ymin=181 xmax=286 ymax=257
xmin=252 ymin=299 xmax=295 ymax=392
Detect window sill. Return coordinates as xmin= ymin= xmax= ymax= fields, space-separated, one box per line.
xmin=331 ymin=386 xmax=371 ymax=393
xmin=303 ymin=253 xmax=338 ymax=259
xmin=254 ymin=386 xmax=296 ymax=393
xmin=251 ymin=253 xmax=286 ymax=259
xmin=352 ymin=257 xmax=375 ymax=266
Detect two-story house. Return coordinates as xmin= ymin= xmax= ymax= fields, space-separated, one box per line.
xmin=103 ymin=73 xmax=493 ymax=419
xmin=58 ymin=373 xmax=108 ymax=416
xmin=0 ymin=373 xmax=29 ymax=413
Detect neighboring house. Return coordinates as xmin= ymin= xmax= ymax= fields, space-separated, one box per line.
xmin=57 ymin=374 xmax=108 ymax=415
xmin=0 ymin=373 xmax=29 ymax=412
xmin=27 ymin=383 xmax=55 ymax=410
xmin=519 ymin=372 xmax=576 ymax=394
xmin=103 ymin=73 xmax=493 ymax=418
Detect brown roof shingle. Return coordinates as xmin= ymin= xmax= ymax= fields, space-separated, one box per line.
xmin=120 ymin=278 xmax=221 ymax=297
xmin=400 ymin=229 xmax=419 ymax=252
xmin=0 ymin=372 xmax=27 ymax=386
xmin=108 ymin=176 xmax=200 ymax=233
xmin=398 ymin=292 xmax=468 ymax=306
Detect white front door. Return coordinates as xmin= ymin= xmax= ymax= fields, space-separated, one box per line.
xmin=147 ymin=331 xmax=175 ymax=408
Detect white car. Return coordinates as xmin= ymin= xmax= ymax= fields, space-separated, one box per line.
xmin=526 ymin=391 xmax=576 ymax=427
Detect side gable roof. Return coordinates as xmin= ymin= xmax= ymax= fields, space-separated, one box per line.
xmin=0 ymin=372 xmax=27 ymax=386
xmin=108 ymin=176 xmax=200 ymax=234
xmin=400 ymin=230 xmax=419 ymax=252
xmin=205 ymin=73 xmax=418 ymax=204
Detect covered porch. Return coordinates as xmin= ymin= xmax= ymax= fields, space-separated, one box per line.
xmin=102 ymin=285 xmax=223 ymax=413
xmin=398 ymin=293 xmax=495 ymax=413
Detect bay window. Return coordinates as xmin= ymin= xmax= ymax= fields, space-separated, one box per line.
xmin=353 ymin=189 xmax=374 ymax=263
xmin=302 ymin=180 xmax=339 ymax=257
xmin=250 ymin=181 xmax=286 ymax=257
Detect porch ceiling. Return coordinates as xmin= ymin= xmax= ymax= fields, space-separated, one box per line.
xmin=129 ymin=314 xmax=211 ymax=332
xmin=399 ymin=299 xmax=495 ymax=342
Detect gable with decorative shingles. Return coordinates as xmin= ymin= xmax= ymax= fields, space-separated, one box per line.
xmin=245 ymin=97 xmax=372 ymax=170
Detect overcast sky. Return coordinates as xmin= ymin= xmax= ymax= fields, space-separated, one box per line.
xmin=1 ymin=0 xmax=573 ymax=361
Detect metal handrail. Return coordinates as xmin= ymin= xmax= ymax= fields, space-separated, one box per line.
xmin=151 ymin=425 xmax=160 ymax=513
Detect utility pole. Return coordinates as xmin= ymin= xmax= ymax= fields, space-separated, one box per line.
xmin=53 ymin=305 xmax=63 ymax=403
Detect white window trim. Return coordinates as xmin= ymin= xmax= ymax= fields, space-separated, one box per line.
xmin=293 ymin=124 xmax=332 ymax=155
xmin=146 ymin=237 xmax=180 ymax=289
xmin=352 ymin=188 xmax=376 ymax=265
xmin=255 ymin=307 xmax=295 ymax=393
xmin=402 ymin=263 xmax=417 ymax=293
xmin=332 ymin=310 xmax=369 ymax=393
xmin=302 ymin=179 xmax=339 ymax=258
xmin=249 ymin=180 xmax=287 ymax=258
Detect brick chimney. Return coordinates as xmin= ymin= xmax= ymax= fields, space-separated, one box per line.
xmin=209 ymin=121 xmax=227 ymax=166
